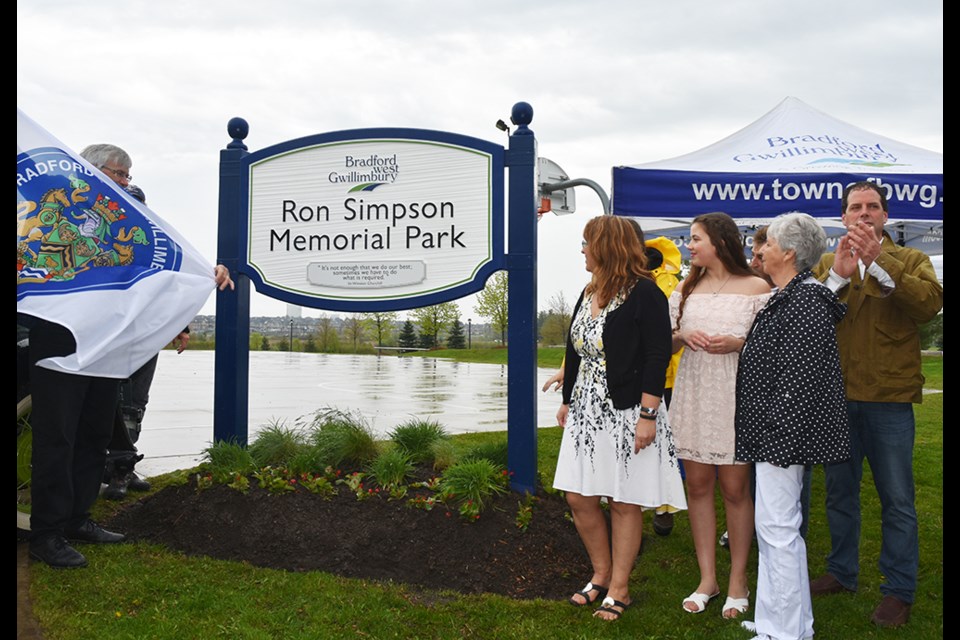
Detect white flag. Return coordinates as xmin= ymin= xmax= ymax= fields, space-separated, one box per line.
xmin=17 ymin=108 xmax=216 ymax=378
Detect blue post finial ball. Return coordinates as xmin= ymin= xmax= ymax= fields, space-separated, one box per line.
xmin=227 ymin=117 xmax=249 ymax=150
xmin=510 ymin=102 xmax=533 ymax=135
xmin=227 ymin=117 xmax=248 ymax=139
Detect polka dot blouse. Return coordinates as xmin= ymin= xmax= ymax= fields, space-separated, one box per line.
xmin=735 ymin=271 xmax=851 ymax=467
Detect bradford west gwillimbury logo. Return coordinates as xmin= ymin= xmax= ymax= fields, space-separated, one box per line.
xmin=17 ymin=148 xmax=178 ymax=296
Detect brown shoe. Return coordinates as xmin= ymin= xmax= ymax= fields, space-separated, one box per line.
xmin=871 ymin=595 xmax=911 ymax=628
xmin=809 ymin=573 xmax=855 ymax=596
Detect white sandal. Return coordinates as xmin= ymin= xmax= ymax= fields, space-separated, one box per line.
xmin=722 ymin=592 xmax=750 ymax=619
xmin=682 ymin=590 xmax=720 ymax=613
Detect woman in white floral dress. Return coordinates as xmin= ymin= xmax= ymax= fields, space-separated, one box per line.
xmin=554 ymin=215 xmax=686 ymax=622
xmin=669 ymin=212 xmax=771 ymax=619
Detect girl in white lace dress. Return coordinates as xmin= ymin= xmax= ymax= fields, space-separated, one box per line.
xmin=669 ymin=213 xmax=770 ymax=620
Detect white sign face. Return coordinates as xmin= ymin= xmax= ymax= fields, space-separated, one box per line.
xmin=247 ymin=139 xmax=494 ymax=301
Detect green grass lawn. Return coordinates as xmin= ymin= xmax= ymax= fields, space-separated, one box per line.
xmin=922 ymin=353 xmax=942 ymax=389
xmin=28 ymin=357 xmax=943 ymax=640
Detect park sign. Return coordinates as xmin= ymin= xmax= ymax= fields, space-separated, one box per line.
xmin=217 ymin=103 xmax=539 ymax=494
xmin=241 ymin=128 xmax=505 ymax=311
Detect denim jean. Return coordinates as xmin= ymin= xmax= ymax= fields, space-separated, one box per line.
xmin=823 ymin=401 xmax=918 ymax=603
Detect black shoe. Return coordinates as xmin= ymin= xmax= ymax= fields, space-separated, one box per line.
xmin=102 ymin=476 xmax=129 ymax=501
xmin=653 ymin=512 xmax=674 ymax=536
xmin=65 ymin=520 xmax=126 ymax=544
xmin=29 ymin=535 xmax=88 ymax=569
xmin=127 ymin=473 xmax=151 ymax=492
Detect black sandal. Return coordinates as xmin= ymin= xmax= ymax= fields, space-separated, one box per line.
xmin=568 ymin=582 xmax=608 ymax=606
xmin=594 ymin=596 xmax=631 ymax=621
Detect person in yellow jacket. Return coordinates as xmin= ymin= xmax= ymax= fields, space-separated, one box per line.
xmin=543 ymin=228 xmax=685 ymax=536
xmin=645 ymin=236 xmax=684 ymax=406
xmin=638 ymin=235 xmax=684 ymax=536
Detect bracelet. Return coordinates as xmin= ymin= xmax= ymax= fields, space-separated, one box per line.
xmin=638 ymin=413 xmax=657 ymax=421
xmin=639 ymin=406 xmax=658 ymax=419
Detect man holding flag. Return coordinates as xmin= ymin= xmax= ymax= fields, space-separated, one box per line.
xmin=17 ymin=111 xmax=233 ymax=568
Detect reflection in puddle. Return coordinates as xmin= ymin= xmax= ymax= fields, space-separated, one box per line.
xmin=244 ymin=352 xmax=559 ymax=436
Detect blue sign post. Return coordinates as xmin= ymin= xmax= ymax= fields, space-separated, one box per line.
xmin=214 ymin=103 xmax=539 ymax=492
xmin=214 ymin=118 xmax=251 ymax=445
xmin=505 ymin=103 xmax=538 ymax=494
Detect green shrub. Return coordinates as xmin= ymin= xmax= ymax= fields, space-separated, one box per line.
xmin=286 ymin=445 xmax=328 ymax=476
xmin=202 ymin=440 xmax=255 ymax=483
xmin=248 ymin=421 xmax=305 ymax=468
xmin=461 ymin=439 xmax=509 ymax=468
xmin=305 ymin=408 xmax=380 ymax=467
xmin=430 ymin=439 xmax=458 ymax=471
xmin=367 ymin=448 xmax=414 ymax=489
xmin=439 ymin=458 xmax=508 ymax=520
xmin=389 ymin=418 xmax=449 ymax=464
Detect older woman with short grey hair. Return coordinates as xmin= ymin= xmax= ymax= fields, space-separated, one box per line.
xmin=766 ymin=213 xmax=828 ymax=273
xmin=734 ymin=212 xmax=851 ymax=640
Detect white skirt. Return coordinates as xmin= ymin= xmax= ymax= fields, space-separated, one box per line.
xmin=553 ymin=395 xmax=687 ymax=511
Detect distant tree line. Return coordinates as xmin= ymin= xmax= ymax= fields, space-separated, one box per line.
xmin=231 ymin=302 xmax=492 ymax=354
xmin=185 ymin=279 xmax=593 ymax=353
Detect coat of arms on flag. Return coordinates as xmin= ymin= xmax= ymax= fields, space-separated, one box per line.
xmin=17 ymin=108 xmax=217 ymax=378
xmin=17 ymin=147 xmax=181 ymax=297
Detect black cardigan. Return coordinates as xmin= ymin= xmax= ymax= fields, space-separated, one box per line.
xmin=561 ymin=277 xmax=672 ymax=410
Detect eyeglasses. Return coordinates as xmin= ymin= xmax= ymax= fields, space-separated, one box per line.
xmin=101 ymin=166 xmax=132 ymax=181
xmin=581 ymin=240 xmax=589 ymax=249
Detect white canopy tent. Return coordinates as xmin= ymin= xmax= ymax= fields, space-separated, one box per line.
xmin=611 ymin=97 xmax=943 ymax=256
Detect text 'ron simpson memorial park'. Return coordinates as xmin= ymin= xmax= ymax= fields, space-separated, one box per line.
xmin=270 ymin=197 xmax=464 ymax=252
xmin=264 ymin=152 xmax=474 ymax=253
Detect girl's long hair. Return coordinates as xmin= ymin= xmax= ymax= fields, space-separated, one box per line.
xmin=675 ymin=212 xmax=753 ymax=328
xmin=583 ymin=215 xmax=651 ymax=306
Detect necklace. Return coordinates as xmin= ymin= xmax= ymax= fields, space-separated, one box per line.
xmin=710 ymin=274 xmax=732 ymax=296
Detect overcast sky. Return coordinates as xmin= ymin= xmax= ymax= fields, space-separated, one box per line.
xmin=17 ymin=0 xmax=943 ymax=319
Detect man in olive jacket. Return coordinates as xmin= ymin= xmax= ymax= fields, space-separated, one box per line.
xmin=810 ymin=181 xmax=942 ymax=628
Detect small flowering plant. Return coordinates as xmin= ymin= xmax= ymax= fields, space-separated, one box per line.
xmin=336 ymin=471 xmax=379 ymax=501
xmin=407 ymin=495 xmax=437 ymax=511
xmin=298 ymin=472 xmax=335 ymax=498
xmin=195 ymin=472 xmax=214 ymax=492
xmin=227 ymin=473 xmax=250 ymax=494
xmin=337 ymin=471 xmax=365 ymax=493
xmin=386 ymin=485 xmax=408 ymax=501
xmin=410 ymin=475 xmax=441 ymax=491
xmin=253 ymin=467 xmax=296 ymax=494
xmin=515 ymin=493 xmax=537 ymax=532
xmin=458 ymin=499 xmax=481 ymax=521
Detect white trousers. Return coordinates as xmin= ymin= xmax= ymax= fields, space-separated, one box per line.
xmin=754 ymin=462 xmax=814 ymax=640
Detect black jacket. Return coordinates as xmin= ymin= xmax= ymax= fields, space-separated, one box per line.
xmin=562 ymin=277 xmax=672 ymax=410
